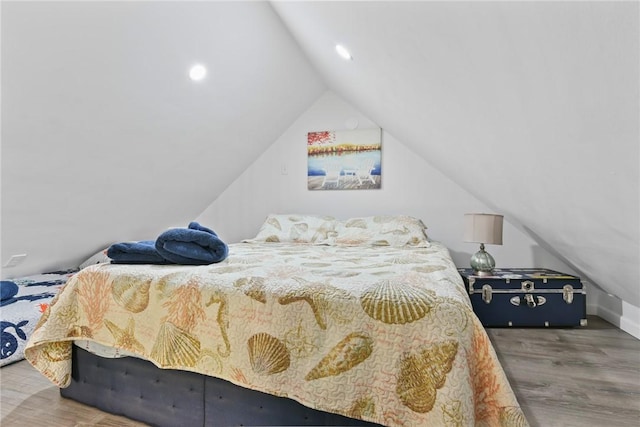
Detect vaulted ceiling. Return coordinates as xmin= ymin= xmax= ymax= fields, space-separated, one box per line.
xmin=271 ymin=1 xmax=639 ymax=306
xmin=2 ymin=1 xmax=638 ymax=307
xmin=1 ymin=1 xmax=325 ymax=270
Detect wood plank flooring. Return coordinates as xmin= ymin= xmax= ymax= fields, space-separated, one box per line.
xmin=1 ymin=315 xmax=638 ymax=426
xmin=485 ymin=316 xmax=640 ymax=427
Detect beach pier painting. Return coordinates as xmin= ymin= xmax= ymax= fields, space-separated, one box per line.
xmin=307 ymin=128 xmax=382 ymax=190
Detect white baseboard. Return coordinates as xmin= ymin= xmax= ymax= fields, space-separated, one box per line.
xmin=589 ymin=286 xmax=640 ymax=340
xmin=597 ymin=304 xmax=640 ymax=340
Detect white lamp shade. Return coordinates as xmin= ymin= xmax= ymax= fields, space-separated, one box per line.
xmin=464 ymin=213 xmax=504 ymax=245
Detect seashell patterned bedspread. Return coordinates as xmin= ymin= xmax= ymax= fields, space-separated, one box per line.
xmin=25 ymin=242 xmax=528 ymax=427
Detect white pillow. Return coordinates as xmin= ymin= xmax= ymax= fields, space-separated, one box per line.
xmin=334 ymin=215 xmax=430 ymax=247
xmin=244 ymin=214 xmax=337 ymax=245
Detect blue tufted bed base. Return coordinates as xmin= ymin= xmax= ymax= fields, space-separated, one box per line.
xmin=61 ymin=345 xmax=380 ymax=426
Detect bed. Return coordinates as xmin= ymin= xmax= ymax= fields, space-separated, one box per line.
xmin=25 ymin=215 xmax=528 ymax=426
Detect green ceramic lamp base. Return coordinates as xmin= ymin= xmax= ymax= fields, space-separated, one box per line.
xmin=470 ymin=243 xmax=496 ymax=276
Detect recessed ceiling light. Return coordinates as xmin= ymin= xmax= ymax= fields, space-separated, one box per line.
xmin=335 ymin=44 xmax=353 ymax=61
xmin=189 ymin=64 xmax=207 ymax=81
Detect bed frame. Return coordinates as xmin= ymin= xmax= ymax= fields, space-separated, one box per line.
xmin=61 ymin=345 xmax=381 ymax=426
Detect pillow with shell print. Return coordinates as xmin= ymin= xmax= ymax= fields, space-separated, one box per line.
xmin=333 ymin=215 xmax=430 ymax=247
xmin=244 ymin=214 xmax=338 ymax=245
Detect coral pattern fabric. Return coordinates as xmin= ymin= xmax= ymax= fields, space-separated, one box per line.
xmin=25 ymin=242 xmax=527 ymax=427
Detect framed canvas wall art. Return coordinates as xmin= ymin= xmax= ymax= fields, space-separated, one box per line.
xmin=307 ymin=128 xmax=381 ymax=191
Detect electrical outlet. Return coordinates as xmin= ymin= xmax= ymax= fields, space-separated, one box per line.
xmin=3 ymin=254 xmax=27 ymax=268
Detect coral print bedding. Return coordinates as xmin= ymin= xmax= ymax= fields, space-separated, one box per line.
xmin=25 ymin=218 xmax=527 ymax=426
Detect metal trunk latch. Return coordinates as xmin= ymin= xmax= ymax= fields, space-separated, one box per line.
xmin=524 ymin=294 xmax=537 ymax=308
xmin=563 ymin=285 xmax=574 ymax=304
xmin=482 ymin=284 xmax=492 ymax=304
xmin=510 ymin=295 xmax=547 ymax=307
xmin=521 ymin=280 xmax=534 ymax=291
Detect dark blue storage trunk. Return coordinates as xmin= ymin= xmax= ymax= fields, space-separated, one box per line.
xmin=459 ymin=268 xmax=587 ymax=327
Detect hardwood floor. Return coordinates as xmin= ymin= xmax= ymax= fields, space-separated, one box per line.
xmin=1 ymin=315 xmax=638 ymax=426
xmin=486 ymin=316 xmax=640 ymax=427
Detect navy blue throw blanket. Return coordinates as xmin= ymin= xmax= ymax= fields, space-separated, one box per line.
xmin=156 ymin=222 xmax=228 ymax=265
xmin=107 ymin=240 xmax=169 ymax=265
xmin=1 ymin=281 xmax=19 ymax=301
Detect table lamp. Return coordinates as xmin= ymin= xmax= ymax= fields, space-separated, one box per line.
xmin=464 ymin=213 xmax=503 ymax=276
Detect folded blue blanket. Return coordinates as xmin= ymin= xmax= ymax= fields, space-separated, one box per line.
xmin=1 ymin=281 xmax=19 ymax=301
xmin=107 ymin=240 xmax=169 ymax=265
xmin=155 ymin=222 xmax=228 ymax=265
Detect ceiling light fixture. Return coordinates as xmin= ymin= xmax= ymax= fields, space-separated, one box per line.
xmin=335 ymin=44 xmax=353 ymax=61
xmin=189 ymin=64 xmax=207 ymax=81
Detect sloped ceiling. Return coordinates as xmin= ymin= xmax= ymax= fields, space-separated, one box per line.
xmin=1 ymin=1 xmax=638 ymax=310
xmin=1 ymin=1 xmax=325 ymax=274
xmin=271 ymin=1 xmax=640 ymax=306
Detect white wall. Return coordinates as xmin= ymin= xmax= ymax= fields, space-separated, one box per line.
xmin=0 ymin=1 xmax=325 ymax=278
xmin=197 ymin=91 xmax=586 ymax=287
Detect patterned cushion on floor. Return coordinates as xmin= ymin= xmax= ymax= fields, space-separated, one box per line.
xmin=1 ymin=271 xmax=75 ymax=366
